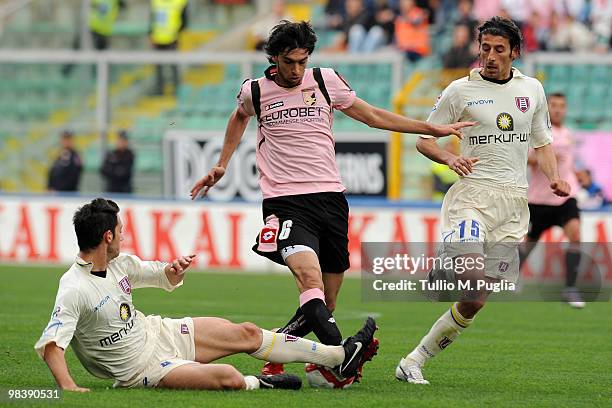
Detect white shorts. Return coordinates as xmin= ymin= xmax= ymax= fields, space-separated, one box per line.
xmin=439 ymin=179 xmax=529 ymax=283
xmin=114 ymin=315 xmax=196 ymax=388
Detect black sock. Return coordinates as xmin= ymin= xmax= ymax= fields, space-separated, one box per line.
xmin=300 ymin=298 xmax=342 ymax=345
xmin=565 ymin=250 xmax=581 ymax=288
xmin=518 ymin=246 xmax=528 ymax=268
xmin=519 ymin=241 xmax=536 ymax=269
xmin=278 ymin=308 xmax=313 ymax=338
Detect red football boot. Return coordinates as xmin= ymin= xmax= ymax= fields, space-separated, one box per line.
xmin=355 ymin=337 xmax=380 ymax=382
xmin=261 ymin=362 xmax=285 ymax=376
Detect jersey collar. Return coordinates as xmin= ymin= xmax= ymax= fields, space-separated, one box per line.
xmin=75 ymin=256 xmax=94 ymax=273
xmin=469 ymin=67 xmax=524 ymax=81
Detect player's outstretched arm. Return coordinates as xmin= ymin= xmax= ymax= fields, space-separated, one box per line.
xmin=534 ymin=143 xmax=570 ymax=197
xmin=341 ymin=98 xmax=474 ymax=138
xmin=43 ymin=342 xmax=89 ymax=392
xmin=164 ymin=255 xmax=196 ymax=286
xmin=190 ymin=108 xmax=250 ymax=199
xmin=416 ymin=137 xmax=478 ymax=176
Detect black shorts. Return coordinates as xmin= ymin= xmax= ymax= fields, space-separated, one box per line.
xmin=527 ymin=198 xmax=580 ymax=240
xmin=252 ymin=192 xmax=350 ymax=273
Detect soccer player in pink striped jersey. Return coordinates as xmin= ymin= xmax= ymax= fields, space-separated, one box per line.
xmin=190 ymin=20 xmax=473 ymax=384
xmin=520 ymin=92 xmax=584 ymax=308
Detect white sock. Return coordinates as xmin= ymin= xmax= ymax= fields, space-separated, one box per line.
xmin=406 ymin=303 xmax=473 ymax=367
xmin=250 ymin=329 xmax=344 ymax=367
xmin=243 ymin=375 xmax=260 ymax=390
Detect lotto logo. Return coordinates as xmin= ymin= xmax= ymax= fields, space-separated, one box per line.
xmin=285 ymin=334 xmax=299 ymax=342
xmin=261 ymin=228 xmax=277 ymax=243
xmin=498 ymin=262 xmax=509 ymax=273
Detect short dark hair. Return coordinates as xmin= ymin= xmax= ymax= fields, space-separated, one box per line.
xmin=548 ymin=92 xmax=566 ymax=99
xmin=73 ymin=198 xmax=120 ymax=252
xmin=264 ymin=20 xmax=317 ymax=63
xmin=478 ymin=16 xmax=523 ymax=56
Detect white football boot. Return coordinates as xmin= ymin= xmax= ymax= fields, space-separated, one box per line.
xmin=395 ymin=358 xmax=430 ymax=385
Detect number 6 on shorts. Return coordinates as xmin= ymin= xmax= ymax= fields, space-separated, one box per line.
xmin=279 ymin=220 xmax=293 ymax=240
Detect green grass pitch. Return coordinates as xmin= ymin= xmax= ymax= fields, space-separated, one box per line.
xmin=1 ymin=265 xmax=611 ymax=407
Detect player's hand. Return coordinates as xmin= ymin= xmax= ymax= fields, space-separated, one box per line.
xmin=63 ymin=386 xmax=90 ymax=392
xmin=446 ymin=155 xmax=479 ymax=176
xmin=432 ymin=121 xmax=476 ymax=139
xmin=550 ymin=179 xmax=571 ymax=197
xmin=190 ymin=166 xmax=225 ymax=199
xmin=168 ymin=255 xmax=196 ymax=276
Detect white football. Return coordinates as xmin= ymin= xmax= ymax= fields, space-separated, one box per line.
xmin=304 ymin=363 xmax=354 ymax=389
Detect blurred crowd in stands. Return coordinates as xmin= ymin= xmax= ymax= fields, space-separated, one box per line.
xmin=299 ymin=0 xmax=612 ymax=65
xmin=79 ymin=0 xmax=189 ymax=93
xmin=35 ymin=0 xmax=611 ymax=205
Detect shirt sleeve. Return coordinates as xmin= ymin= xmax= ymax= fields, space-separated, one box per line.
xmin=34 ymin=284 xmax=81 ymax=359
xmin=421 ymin=83 xmax=462 ymax=139
xmin=123 ymin=253 xmax=181 ymax=292
xmin=530 ymin=81 xmax=553 ymax=148
xmin=237 ymin=79 xmax=256 ymax=117
xmin=321 ymin=68 xmax=356 ymax=110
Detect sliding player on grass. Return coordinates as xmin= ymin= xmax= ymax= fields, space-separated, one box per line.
xmin=35 ymin=198 xmax=377 ymax=391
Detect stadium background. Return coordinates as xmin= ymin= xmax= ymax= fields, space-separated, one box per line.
xmin=0 ymin=0 xmax=610 ymax=270
xmin=0 ymin=0 xmax=611 ymax=406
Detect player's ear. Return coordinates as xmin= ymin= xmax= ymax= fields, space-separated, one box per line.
xmin=510 ymin=46 xmax=519 ymax=61
xmin=105 ymin=230 xmax=113 ymax=244
xmin=271 ymin=55 xmax=278 ymax=65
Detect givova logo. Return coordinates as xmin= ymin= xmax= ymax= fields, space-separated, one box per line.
xmin=467 ymin=99 xmax=494 ymax=107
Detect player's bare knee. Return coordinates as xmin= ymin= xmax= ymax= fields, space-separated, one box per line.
xmin=294 ymin=266 xmax=323 ymax=291
xmin=239 ymin=322 xmax=262 ymax=352
xmin=458 ymin=300 xmax=485 ymax=318
xmin=219 ymin=365 xmax=245 ymax=390
xmin=325 ymin=298 xmax=336 ymax=312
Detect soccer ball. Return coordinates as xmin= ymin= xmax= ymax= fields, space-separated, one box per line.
xmin=304 ymin=363 xmax=355 ymax=389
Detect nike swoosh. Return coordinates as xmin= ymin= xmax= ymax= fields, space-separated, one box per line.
xmin=341 ymin=342 xmax=362 ymax=373
xmin=398 ymin=365 xmax=409 ymax=380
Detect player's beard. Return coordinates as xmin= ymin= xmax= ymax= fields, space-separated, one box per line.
xmin=107 ymin=245 xmax=120 ymax=261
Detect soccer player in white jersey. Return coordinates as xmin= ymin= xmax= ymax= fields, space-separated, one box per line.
xmin=35 ymin=198 xmax=377 ymax=391
xmin=190 ymin=20 xmax=473 ymax=385
xmin=396 ymin=17 xmax=571 ymax=385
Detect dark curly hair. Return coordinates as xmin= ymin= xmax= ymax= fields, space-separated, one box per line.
xmin=478 ymin=16 xmax=523 ymax=57
xmin=73 ymin=198 xmax=119 ymax=251
xmin=264 ymin=20 xmax=317 ymax=63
